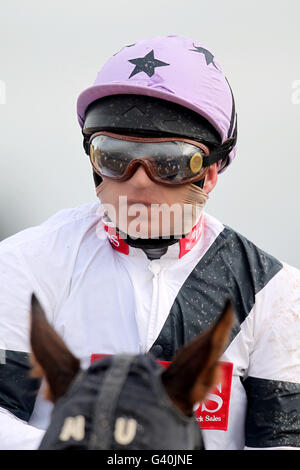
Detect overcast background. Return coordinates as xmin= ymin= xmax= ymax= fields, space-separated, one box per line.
xmin=0 ymin=0 xmax=299 ymax=267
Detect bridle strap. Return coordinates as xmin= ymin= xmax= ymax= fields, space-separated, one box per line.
xmin=88 ymin=355 xmax=135 ymax=450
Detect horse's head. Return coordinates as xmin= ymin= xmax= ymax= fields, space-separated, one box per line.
xmin=30 ymin=294 xmax=234 ymax=450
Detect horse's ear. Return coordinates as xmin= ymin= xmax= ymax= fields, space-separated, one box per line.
xmin=30 ymin=293 xmax=80 ymax=402
xmin=161 ymin=299 xmax=235 ymax=416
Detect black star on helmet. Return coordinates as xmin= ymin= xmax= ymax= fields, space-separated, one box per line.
xmin=128 ymin=50 xmax=170 ymax=78
xmin=189 ymin=44 xmax=219 ymax=69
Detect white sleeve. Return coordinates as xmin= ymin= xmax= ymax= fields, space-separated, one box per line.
xmin=243 ymin=262 xmax=300 ymax=450
xmin=0 ymin=205 xmax=98 ymax=449
xmin=0 ymin=407 xmax=45 ymax=450
xmin=205 ymin=262 xmax=300 ymax=450
xmin=0 ymin=244 xmax=51 ymax=449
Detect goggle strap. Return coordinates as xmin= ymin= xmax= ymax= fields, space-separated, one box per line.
xmin=202 ymin=136 xmax=236 ymax=167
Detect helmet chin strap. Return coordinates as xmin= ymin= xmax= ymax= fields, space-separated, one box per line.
xmin=119 ymin=229 xmax=183 ymax=248
xmin=112 ymin=225 xmax=183 ymax=261
xmin=93 ymin=170 xmax=103 ymax=187
xmin=124 ymin=234 xmax=180 ymax=260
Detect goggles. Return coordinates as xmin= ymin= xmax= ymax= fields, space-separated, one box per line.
xmin=88 ymin=132 xmax=212 ymax=185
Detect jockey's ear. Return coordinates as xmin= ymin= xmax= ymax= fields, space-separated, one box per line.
xmin=161 ymin=298 xmax=235 ymax=416
xmin=30 ymin=293 xmax=80 ymax=402
xmin=202 ymin=162 xmax=218 ymax=194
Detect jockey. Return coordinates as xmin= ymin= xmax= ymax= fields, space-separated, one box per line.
xmin=0 ymin=35 xmax=299 ymax=450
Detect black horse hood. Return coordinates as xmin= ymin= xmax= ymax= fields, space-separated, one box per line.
xmin=38 ymin=354 xmax=203 ymax=450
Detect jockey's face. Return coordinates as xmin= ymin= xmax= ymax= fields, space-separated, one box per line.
xmin=97 ymin=163 xmax=218 ymax=239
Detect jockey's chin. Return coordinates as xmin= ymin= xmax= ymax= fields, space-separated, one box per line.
xmin=97 ymin=165 xmax=218 ymax=239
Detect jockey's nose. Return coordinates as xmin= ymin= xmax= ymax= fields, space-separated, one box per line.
xmin=128 ymin=164 xmax=154 ymax=189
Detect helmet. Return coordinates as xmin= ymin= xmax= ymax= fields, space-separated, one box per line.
xmin=77 ymin=35 xmax=237 ymax=173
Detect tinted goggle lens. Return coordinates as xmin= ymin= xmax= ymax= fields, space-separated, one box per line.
xmin=89 ymin=133 xmax=208 ymax=183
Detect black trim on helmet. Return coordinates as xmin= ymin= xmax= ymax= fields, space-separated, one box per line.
xmin=83 ymin=94 xmax=222 ymax=144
